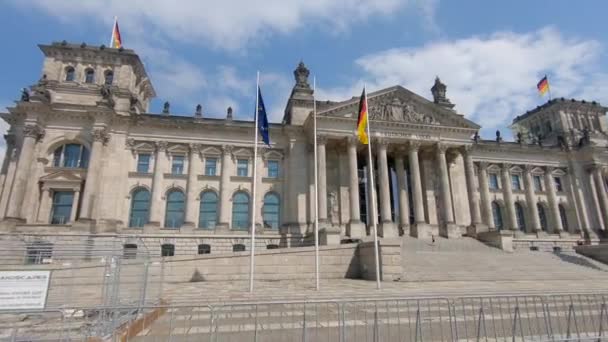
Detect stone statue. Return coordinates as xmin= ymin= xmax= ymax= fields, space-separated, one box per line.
xmin=100 ymin=85 xmax=115 ymax=108
xmin=162 ymin=101 xmax=170 ymax=115
xmin=327 ymin=191 xmax=338 ymax=224
xmin=294 ymin=61 xmax=310 ymax=89
xmin=430 ymin=77 xmax=455 ymax=109
xmin=30 ymin=74 xmax=51 ymax=102
xmin=537 ymin=134 xmax=543 ymax=147
xmin=129 ymin=95 xmax=139 ymax=113
xmin=516 ymin=132 xmax=522 ymax=144
xmin=20 ymin=88 xmax=30 ymax=102
xmin=226 ymin=106 xmax=233 ymax=120
xmin=195 ymin=104 xmax=202 ymax=117
xmin=496 ymin=130 xmax=502 ymax=143
xmin=473 ymin=131 xmax=480 ymax=143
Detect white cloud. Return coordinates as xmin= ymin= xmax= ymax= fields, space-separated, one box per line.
xmin=18 ymin=0 xmax=426 ymax=51
xmin=327 ymin=27 xmax=604 ymax=135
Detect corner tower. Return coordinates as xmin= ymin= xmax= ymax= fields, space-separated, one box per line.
xmin=282 ymin=62 xmax=314 ymax=125
xmin=35 ymin=41 xmax=156 ymax=114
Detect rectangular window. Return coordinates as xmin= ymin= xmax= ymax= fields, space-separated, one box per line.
xmin=237 ymin=159 xmax=248 ymax=177
xmin=489 ymin=173 xmax=499 ymax=190
xmin=268 ymin=160 xmax=279 ymax=178
xmin=137 ymin=154 xmax=151 ymax=173
xmin=172 ymin=155 xmax=185 ymax=175
xmin=205 ymin=158 xmax=217 ymax=176
xmin=533 ymin=175 xmax=543 ymax=192
xmin=554 ymin=177 xmax=563 ymax=192
xmin=511 ymin=174 xmax=521 ymax=191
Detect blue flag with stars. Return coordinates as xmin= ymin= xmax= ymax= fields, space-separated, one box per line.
xmin=256 ymin=86 xmax=270 ymax=145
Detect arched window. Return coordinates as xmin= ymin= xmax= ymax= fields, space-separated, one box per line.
xmin=199 ymin=191 xmax=218 ymax=229
xmin=84 ymin=68 xmax=95 ymax=83
xmin=198 ymin=244 xmax=211 ymax=255
xmin=233 ymin=244 xmax=246 ymax=252
xmin=538 ymin=203 xmax=548 ymax=231
xmin=161 ymin=243 xmax=175 ymax=257
xmin=232 ymin=192 xmax=250 ymax=230
xmin=492 ymin=201 xmax=503 ymax=230
xmin=53 ymin=144 xmax=89 ymax=168
xmin=26 ymin=242 xmax=53 ymax=265
xmin=263 ymin=193 xmax=280 ymax=230
xmin=65 ymin=67 xmax=75 ymax=82
xmin=559 ymin=204 xmax=569 ymax=231
xmin=165 ymin=190 xmax=185 ymax=228
xmin=514 ymin=202 xmax=526 ymax=231
xmin=51 ymin=191 xmax=74 ymax=224
xmin=104 ymin=70 xmax=114 ymax=85
xmin=123 ymin=244 xmax=137 ymax=259
xmin=129 ymin=188 xmax=150 ymax=228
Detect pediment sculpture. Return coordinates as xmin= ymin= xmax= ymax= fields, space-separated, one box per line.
xmin=368 ymin=97 xmax=440 ymax=125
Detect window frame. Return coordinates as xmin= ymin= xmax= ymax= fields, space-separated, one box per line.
xmin=263 ymin=192 xmax=280 ymax=230
xmin=137 ymin=153 xmax=151 ymax=173
xmin=84 ymin=68 xmax=95 ymax=84
xmin=205 ymin=157 xmax=218 ymax=176
xmin=50 ymin=191 xmax=74 ymax=225
xmin=65 ymin=66 xmax=76 ymax=82
xmin=267 ymin=160 xmax=280 ymax=178
xmin=489 ymin=173 xmax=500 ymax=190
xmin=161 ymin=243 xmax=175 ymax=257
xmin=554 ymin=176 xmax=564 ymax=192
xmin=171 ymin=155 xmax=185 ymax=175
xmin=129 ymin=188 xmax=150 ymax=228
xmin=237 ymin=159 xmax=249 ymax=177
xmin=232 ymin=191 xmax=250 ymax=230
xmin=511 ymin=174 xmax=522 ymax=191
xmin=492 ymin=201 xmax=503 ymax=230
xmin=199 ymin=191 xmax=218 ymax=229
xmin=164 ymin=190 xmax=185 ymax=229
xmin=53 ymin=144 xmax=90 ymax=169
xmin=533 ymin=175 xmax=544 ymax=192
xmin=104 ymin=70 xmax=114 ymax=85
xmin=198 ymin=244 xmax=211 ymax=255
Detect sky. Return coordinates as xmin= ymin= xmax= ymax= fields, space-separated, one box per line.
xmin=1 ymin=0 xmax=607 ymax=160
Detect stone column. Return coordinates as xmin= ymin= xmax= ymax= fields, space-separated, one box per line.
xmin=544 ymin=167 xmax=563 ymax=234
xmin=524 ymin=165 xmax=541 ymax=233
xmin=569 ymin=162 xmax=591 ymax=235
xmin=79 ymin=128 xmax=108 ymax=221
xmin=5 ymin=124 xmax=44 ymax=222
xmin=217 ymin=145 xmax=233 ymax=230
xmin=436 ymin=144 xmax=458 ymax=238
xmin=184 ymin=144 xmax=200 ymax=229
xmin=0 ymin=135 xmax=18 ymax=219
xmin=317 ymin=137 xmax=328 ymax=224
xmin=70 ymin=190 xmax=80 ymax=223
xmin=591 ymin=165 xmax=608 ymax=230
xmin=377 ymin=140 xmax=397 ymax=237
xmin=394 ymin=150 xmax=410 ymax=236
xmin=478 ymin=162 xmax=495 ymax=230
xmin=37 ymin=188 xmax=51 ymax=223
xmin=408 ymin=142 xmax=429 ymax=237
xmin=147 ymin=141 xmax=167 ymax=227
xmin=501 ymin=163 xmax=518 ymax=231
xmin=463 ymin=147 xmax=485 ymax=235
xmin=346 ymin=137 xmax=365 ymax=238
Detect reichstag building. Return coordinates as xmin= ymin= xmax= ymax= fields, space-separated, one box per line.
xmin=1 ymin=41 xmax=607 ymax=256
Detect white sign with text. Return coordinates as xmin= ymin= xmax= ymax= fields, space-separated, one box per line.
xmin=0 ymin=271 xmax=51 ymax=310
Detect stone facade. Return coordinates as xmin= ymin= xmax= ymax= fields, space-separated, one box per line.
xmin=1 ymin=41 xmax=608 ymax=257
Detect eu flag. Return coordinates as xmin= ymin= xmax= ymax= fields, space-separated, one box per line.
xmin=256 ymin=86 xmax=270 ymax=145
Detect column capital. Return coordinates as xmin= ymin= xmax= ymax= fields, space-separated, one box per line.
xmin=23 ymin=124 xmax=45 ymax=142
xmin=587 ymin=164 xmax=604 ymax=174
xmin=317 ymin=135 xmax=328 ymax=145
xmin=545 ymin=165 xmax=555 ymax=174
xmin=408 ymin=141 xmax=422 ymax=152
xmin=478 ymin=161 xmax=489 ymax=170
xmin=346 ymin=135 xmax=359 ymax=147
xmin=524 ymin=164 xmax=535 ymax=173
xmin=502 ymin=163 xmax=512 ymax=171
xmin=375 ymin=138 xmax=389 ymax=151
xmin=155 ymin=140 xmax=169 ymax=152
xmin=436 ymin=143 xmax=449 ymax=154
xmin=92 ymin=128 xmax=110 ymax=145
xmin=189 ymin=143 xmax=203 ymax=154
xmin=461 ymin=144 xmax=473 ymax=153
xmin=221 ymin=144 xmax=233 ymax=154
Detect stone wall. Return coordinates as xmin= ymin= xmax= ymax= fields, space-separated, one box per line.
xmin=358 ymin=238 xmax=402 ymax=281
xmin=574 ymin=244 xmax=608 ymax=264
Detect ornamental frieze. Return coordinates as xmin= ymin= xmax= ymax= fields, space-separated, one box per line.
xmin=368 ymin=97 xmax=440 ymax=125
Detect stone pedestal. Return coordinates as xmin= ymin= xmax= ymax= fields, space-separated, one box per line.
xmin=0 ymin=217 xmax=23 ymax=232
xmin=466 ymin=223 xmax=488 ymax=237
xmin=399 ymin=223 xmax=410 ymax=237
xmin=346 ymin=221 xmax=366 ymax=239
xmin=440 ymin=222 xmax=461 ymax=239
xmin=378 ymin=222 xmax=398 ymax=238
xmin=410 ymin=222 xmax=436 ymax=238
xmin=320 ymin=225 xmax=341 ymax=245
xmin=477 ymin=230 xmax=514 ymax=252
xmin=73 ymin=218 xmax=97 ymax=233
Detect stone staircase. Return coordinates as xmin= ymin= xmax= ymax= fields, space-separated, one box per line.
xmin=400 ymin=236 xmax=608 ymax=282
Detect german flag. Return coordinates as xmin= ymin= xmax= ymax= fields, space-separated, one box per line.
xmin=537 ymin=75 xmax=549 ymax=96
xmin=356 ymin=88 xmax=369 ymax=144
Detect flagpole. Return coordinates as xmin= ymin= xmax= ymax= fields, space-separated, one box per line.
xmin=109 ymin=16 xmax=117 ymax=47
xmin=249 ymin=71 xmax=260 ymax=293
xmin=546 ymin=75 xmax=552 ymax=101
xmin=363 ymin=84 xmax=381 ymax=290
xmin=313 ymin=76 xmax=320 ymax=291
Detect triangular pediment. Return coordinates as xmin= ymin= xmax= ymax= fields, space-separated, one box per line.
xmin=318 ymin=85 xmax=480 ymax=130
xmin=40 ymin=170 xmax=84 ymax=182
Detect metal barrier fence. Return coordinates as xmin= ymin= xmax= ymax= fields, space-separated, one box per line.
xmin=0 ymin=236 xmax=164 ymax=309
xmin=2 ymin=293 xmax=608 ymax=341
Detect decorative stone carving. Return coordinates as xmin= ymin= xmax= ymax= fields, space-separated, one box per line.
xmin=30 ymin=75 xmax=51 ymax=102
xmin=20 ymin=88 xmax=30 ymax=102
xmin=189 ymin=143 xmax=202 ymax=154
xmin=23 ymin=124 xmax=45 ymax=142
xmin=221 ymin=144 xmax=233 ymax=155
xmin=327 ymin=191 xmax=338 ymax=224
xmin=100 ymin=85 xmax=115 ymax=108
xmin=368 ymin=97 xmax=440 ymax=125
xmin=430 ymin=77 xmax=455 ymax=109
xmin=294 ymin=61 xmax=310 ymax=89
xmin=156 ymin=140 xmax=169 ymax=151
xmin=92 ymin=128 xmax=110 ymax=145
xmin=409 ymin=141 xmax=422 ymax=151
xmin=129 ymin=95 xmax=140 ymax=113
xmin=478 ymin=161 xmax=489 ymax=171
xmin=436 ymin=143 xmax=449 ymax=154
xmin=125 ymin=138 xmax=136 ymax=150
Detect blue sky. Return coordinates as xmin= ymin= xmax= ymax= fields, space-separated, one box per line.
xmin=1 ymin=0 xmax=607 ymax=150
